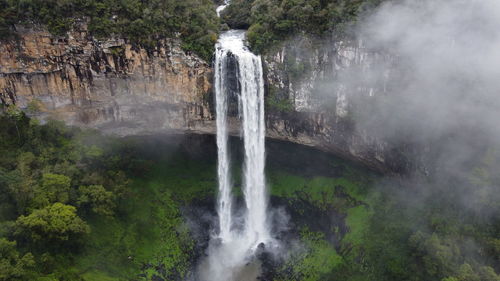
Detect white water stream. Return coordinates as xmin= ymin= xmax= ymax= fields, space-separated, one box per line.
xmin=203 ymin=4 xmax=271 ymax=279
xmin=214 ymin=31 xmax=234 ymax=243
xmin=237 ymin=35 xmax=270 ymax=246
xmin=215 ymin=29 xmax=270 ymax=247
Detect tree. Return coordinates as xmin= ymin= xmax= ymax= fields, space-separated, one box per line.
xmin=78 ymin=185 xmax=116 ymax=216
xmin=33 ymin=173 xmax=71 ymax=208
xmin=1 ymin=0 xmax=220 ymax=61
xmin=4 ymin=152 xmax=37 ymax=214
xmin=15 ymin=203 xmax=90 ymax=241
xmin=478 ymin=266 xmax=500 ymax=281
xmin=0 ymin=238 xmax=35 ymax=281
xmin=5 ymin=105 xmax=23 ymax=142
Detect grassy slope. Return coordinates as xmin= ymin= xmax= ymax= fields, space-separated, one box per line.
xmin=75 ymin=155 xmax=216 ymax=281
xmin=70 ymin=138 xmax=377 ymax=281
xmin=267 ymin=157 xmax=378 ymax=281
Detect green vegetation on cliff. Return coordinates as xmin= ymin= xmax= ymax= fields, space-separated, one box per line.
xmin=222 ymin=0 xmax=384 ymax=53
xmin=0 ymin=0 xmax=219 ymax=61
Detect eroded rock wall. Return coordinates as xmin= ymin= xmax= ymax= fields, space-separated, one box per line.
xmin=262 ymin=36 xmax=410 ymax=173
xmin=0 ymin=23 xmax=409 ymax=173
xmin=0 ymin=21 xmax=214 ymax=135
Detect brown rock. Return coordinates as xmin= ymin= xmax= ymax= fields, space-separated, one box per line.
xmin=0 ymin=22 xmax=214 ymax=135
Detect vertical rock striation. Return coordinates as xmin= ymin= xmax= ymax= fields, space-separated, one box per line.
xmin=0 ymin=23 xmax=410 ymax=173
xmin=263 ymin=35 xmax=411 ymax=173
xmin=0 ymin=20 xmax=213 ymax=135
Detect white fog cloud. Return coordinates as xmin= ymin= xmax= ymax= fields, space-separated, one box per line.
xmin=352 ymin=0 xmax=500 ymax=144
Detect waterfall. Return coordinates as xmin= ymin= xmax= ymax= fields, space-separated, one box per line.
xmin=215 ymin=36 xmax=233 ymax=242
xmin=200 ymin=2 xmax=273 ymax=279
xmin=205 ymin=29 xmax=270 ymax=280
xmin=216 ymin=0 xmax=229 ymax=16
xmin=215 ymin=30 xmax=270 ymax=245
xmin=215 ymin=30 xmax=269 ymax=246
xmin=239 ymin=48 xmax=269 ymax=245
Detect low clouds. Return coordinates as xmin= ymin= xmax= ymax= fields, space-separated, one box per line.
xmin=352 ymin=0 xmax=500 ymax=146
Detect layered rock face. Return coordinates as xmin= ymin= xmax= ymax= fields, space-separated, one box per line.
xmin=0 ymin=23 xmax=406 ymax=172
xmin=0 ymin=21 xmax=213 ymax=135
xmin=262 ymin=36 xmax=409 ymax=173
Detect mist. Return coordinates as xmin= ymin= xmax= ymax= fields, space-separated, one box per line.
xmin=309 ymin=0 xmax=500 ymax=278
xmin=351 ymin=0 xmax=500 ymax=147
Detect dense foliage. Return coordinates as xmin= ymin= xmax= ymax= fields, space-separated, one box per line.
xmin=221 ymin=0 xmax=384 ymax=53
xmin=0 ymin=0 xmax=219 ymax=61
xmin=267 ymin=150 xmax=500 ymax=281
xmin=0 ymin=108 xmax=216 ymax=280
xmin=1 ymin=107 xmax=499 ymax=281
xmin=0 ymin=107 xmax=129 ymax=280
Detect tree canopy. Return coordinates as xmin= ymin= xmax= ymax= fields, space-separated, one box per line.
xmin=0 ymin=109 xmax=130 ymax=279
xmin=15 ymin=203 xmax=90 ymax=241
xmin=0 ymin=0 xmax=220 ymax=61
xmin=222 ymin=0 xmax=384 ymax=53
xmin=0 ymin=238 xmax=35 ymax=281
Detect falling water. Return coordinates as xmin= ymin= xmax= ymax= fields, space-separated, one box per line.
xmin=215 ymin=30 xmax=270 ymax=244
xmin=238 ymin=44 xmax=270 ymax=246
xmin=214 ymin=33 xmax=233 ymax=242
xmin=216 ymin=2 xmax=228 ymax=16
xmin=204 ymin=29 xmax=270 ymax=280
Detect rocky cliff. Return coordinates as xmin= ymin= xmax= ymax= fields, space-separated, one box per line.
xmin=0 ymin=23 xmax=408 ymax=173
xmin=262 ymin=35 xmax=412 ymax=173
xmin=0 ymin=20 xmax=214 ymax=135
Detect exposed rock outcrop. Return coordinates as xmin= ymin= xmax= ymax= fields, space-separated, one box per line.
xmin=0 ymin=23 xmax=408 ymax=173
xmin=262 ymin=35 xmax=411 ymax=173
xmin=0 ymin=20 xmax=214 ymax=135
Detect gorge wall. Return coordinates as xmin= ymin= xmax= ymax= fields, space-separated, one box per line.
xmin=262 ymin=35 xmax=411 ymax=173
xmin=0 ymin=20 xmax=214 ymax=136
xmin=0 ymin=24 xmax=407 ymax=173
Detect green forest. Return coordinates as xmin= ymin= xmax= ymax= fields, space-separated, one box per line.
xmin=0 ymin=107 xmax=127 ymax=280
xmin=221 ymin=0 xmax=384 ymax=53
xmin=1 ymin=109 xmax=499 ymax=280
xmin=0 ymin=0 xmax=385 ymax=60
xmin=0 ymin=107 xmax=211 ymax=280
xmin=0 ymin=0 xmax=219 ymax=60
